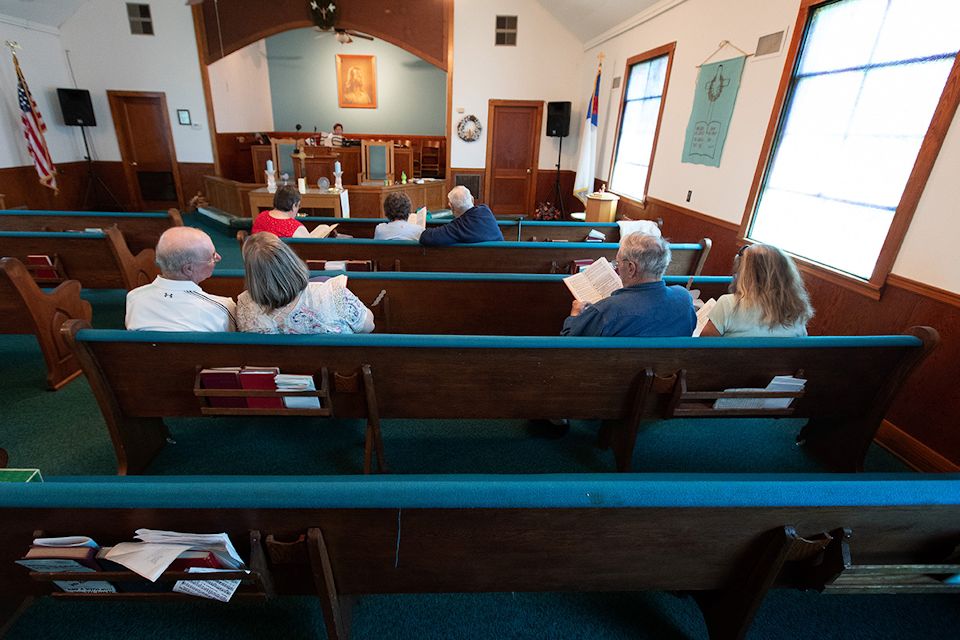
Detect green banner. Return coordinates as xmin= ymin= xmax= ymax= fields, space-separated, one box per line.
xmin=682 ymin=56 xmax=746 ymax=167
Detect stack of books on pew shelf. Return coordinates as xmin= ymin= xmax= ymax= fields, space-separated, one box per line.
xmin=16 ymin=530 xmax=247 ymax=601
xmin=200 ymin=367 xmax=321 ymax=409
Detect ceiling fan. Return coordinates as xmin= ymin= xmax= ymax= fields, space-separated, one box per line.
xmin=309 ymin=1 xmax=374 ymax=44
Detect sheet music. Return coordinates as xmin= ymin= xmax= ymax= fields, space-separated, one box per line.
xmin=173 ymin=567 xmax=249 ymax=602
xmin=563 ymin=258 xmax=622 ymax=304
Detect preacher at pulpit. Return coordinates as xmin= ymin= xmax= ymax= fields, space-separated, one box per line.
xmin=419 ymin=186 xmax=503 ymax=246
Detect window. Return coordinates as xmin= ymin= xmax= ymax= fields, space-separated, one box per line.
xmin=127 ymin=3 xmax=153 ymax=35
xmin=609 ymin=44 xmax=675 ymax=203
xmin=746 ymin=0 xmax=960 ymax=285
xmin=495 ymin=16 xmax=517 ymax=46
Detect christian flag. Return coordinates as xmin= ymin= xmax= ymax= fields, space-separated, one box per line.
xmin=573 ymin=59 xmax=602 ymax=203
xmin=13 ymin=52 xmax=57 ymax=193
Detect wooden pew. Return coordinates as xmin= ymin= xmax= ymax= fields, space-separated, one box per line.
xmin=204 ymin=271 xmax=733 ymax=335
xmin=284 ymin=238 xmax=712 ymax=276
xmin=299 ymin=217 xmax=647 ymax=242
xmin=62 ymin=322 xmax=936 ymax=476
xmin=0 ymin=258 xmax=92 ymax=389
xmin=1 ymin=475 xmax=959 ymax=640
xmin=0 ymin=209 xmax=182 ymax=254
xmin=0 ymin=227 xmax=157 ymax=290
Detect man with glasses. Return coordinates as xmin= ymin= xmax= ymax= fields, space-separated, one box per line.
xmin=126 ymin=227 xmax=236 ymax=332
xmin=561 ymin=233 xmax=695 ymax=337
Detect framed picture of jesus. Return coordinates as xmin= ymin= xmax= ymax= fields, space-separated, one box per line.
xmin=336 ymin=54 xmax=377 ymax=109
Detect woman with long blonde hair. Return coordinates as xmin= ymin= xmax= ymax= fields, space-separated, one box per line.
xmin=701 ymin=243 xmax=813 ymax=337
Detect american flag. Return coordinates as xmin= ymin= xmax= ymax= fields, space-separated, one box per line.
xmin=13 ymin=52 xmax=57 ymax=193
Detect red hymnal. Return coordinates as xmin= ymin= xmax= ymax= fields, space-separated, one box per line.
xmin=26 ymin=255 xmax=58 ymax=280
xmin=199 ymin=367 xmax=245 ymax=408
xmin=169 ymin=550 xmax=222 ymax=571
xmin=240 ymin=367 xmax=283 ymax=409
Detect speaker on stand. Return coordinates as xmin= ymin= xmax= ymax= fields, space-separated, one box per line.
xmin=57 ymin=88 xmax=124 ymax=211
xmin=546 ymin=101 xmax=571 ymax=217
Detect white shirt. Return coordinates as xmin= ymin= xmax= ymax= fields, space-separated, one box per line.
xmin=707 ymin=293 xmax=807 ymax=338
xmin=374 ymin=220 xmax=424 ymax=241
xmin=125 ymin=276 xmax=237 ymax=332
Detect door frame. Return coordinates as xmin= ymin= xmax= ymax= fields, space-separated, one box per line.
xmin=107 ymin=90 xmax=183 ymax=211
xmin=484 ymin=99 xmax=543 ymax=214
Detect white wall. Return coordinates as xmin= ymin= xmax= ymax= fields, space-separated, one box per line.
xmin=451 ymin=0 xmax=583 ymax=171
xmin=0 ymin=15 xmax=84 ymax=168
xmin=208 ymin=40 xmax=274 ymax=133
xmin=59 ymin=0 xmax=212 ymax=163
xmin=581 ymin=0 xmax=960 ymax=293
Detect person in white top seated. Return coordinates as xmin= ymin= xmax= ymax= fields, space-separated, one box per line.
xmin=125 ymin=227 xmax=236 ymax=331
xmin=374 ymin=192 xmax=424 ymax=241
xmin=701 ymin=243 xmax=813 ymax=338
xmin=237 ymin=232 xmax=374 ymax=335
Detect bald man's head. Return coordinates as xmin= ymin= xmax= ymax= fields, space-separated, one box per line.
xmin=155 ymin=227 xmax=220 ymax=283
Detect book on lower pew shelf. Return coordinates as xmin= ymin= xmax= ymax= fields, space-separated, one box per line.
xmin=26 ymin=254 xmax=58 ymax=280
xmin=240 ymin=366 xmax=284 ymax=408
xmin=16 ymin=544 xmax=116 ymax=593
xmin=199 ymin=367 xmax=246 ymax=408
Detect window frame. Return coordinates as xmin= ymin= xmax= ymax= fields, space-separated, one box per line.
xmin=740 ymin=0 xmax=960 ymax=299
xmin=606 ymin=42 xmax=676 ymax=207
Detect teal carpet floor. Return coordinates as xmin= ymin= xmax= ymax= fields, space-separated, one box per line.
xmin=1 ymin=236 xmax=953 ymax=638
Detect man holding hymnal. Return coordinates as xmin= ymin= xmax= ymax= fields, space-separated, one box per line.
xmin=561 ymin=233 xmax=696 ymax=337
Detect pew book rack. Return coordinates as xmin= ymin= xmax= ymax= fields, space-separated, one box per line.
xmin=20 ymin=530 xmax=272 ymax=602
xmin=194 ymin=367 xmax=333 ymax=417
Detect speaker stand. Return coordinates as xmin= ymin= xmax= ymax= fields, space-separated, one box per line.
xmin=553 ymin=135 xmax=566 ymax=218
xmin=79 ymin=126 xmax=124 ymax=211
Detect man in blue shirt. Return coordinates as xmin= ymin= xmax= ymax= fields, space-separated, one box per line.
xmin=561 ymin=233 xmax=696 ymax=337
xmin=419 ymin=186 xmax=504 ymax=246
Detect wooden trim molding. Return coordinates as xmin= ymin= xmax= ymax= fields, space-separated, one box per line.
xmin=875 ymin=420 xmax=960 ymax=473
xmin=606 ymin=42 xmax=677 ymax=202
xmin=645 ymin=197 xmax=740 ymax=232
xmin=887 ymin=274 xmax=960 ymax=309
xmin=193 ymin=4 xmax=221 ymax=176
xmin=739 ymin=0 xmax=960 ymax=297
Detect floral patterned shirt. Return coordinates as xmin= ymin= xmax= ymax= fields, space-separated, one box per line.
xmin=237 ymin=280 xmax=371 ymax=334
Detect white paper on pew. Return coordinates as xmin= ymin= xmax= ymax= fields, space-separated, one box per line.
xmin=713 ymin=376 xmax=806 ymax=410
xmin=693 ymin=298 xmax=717 ymax=337
xmin=325 ymin=261 xmax=347 ymax=271
xmin=135 ymin=529 xmax=244 ymax=569
xmin=173 ymin=567 xmax=248 ymax=602
xmin=105 ymin=542 xmax=193 ymax=582
xmin=616 ymin=219 xmax=661 ymax=240
xmin=563 ymin=257 xmax=622 ymax=304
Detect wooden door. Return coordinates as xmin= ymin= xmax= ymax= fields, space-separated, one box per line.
xmin=484 ymin=100 xmax=543 ymax=216
xmin=107 ymin=91 xmax=182 ymax=211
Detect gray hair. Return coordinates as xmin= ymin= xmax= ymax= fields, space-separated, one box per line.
xmin=155 ymin=227 xmax=210 ymax=275
xmin=620 ymin=233 xmax=671 ymax=279
xmin=242 ymin=232 xmax=310 ymax=309
xmin=447 ymin=186 xmax=474 ymax=214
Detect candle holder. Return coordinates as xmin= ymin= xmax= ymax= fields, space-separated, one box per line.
xmin=265 ymin=170 xmax=277 ymax=193
xmin=334 ymin=170 xmax=343 ymax=192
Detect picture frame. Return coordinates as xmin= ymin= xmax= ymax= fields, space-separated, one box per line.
xmin=176 ymin=109 xmax=191 ymax=126
xmin=336 ymin=54 xmax=377 ymax=109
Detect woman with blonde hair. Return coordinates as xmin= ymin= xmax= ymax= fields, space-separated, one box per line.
xmin=701 ymin=243 xmax=813 ymax=337
xmin=237 ymin=233 xmax=374 ymax=334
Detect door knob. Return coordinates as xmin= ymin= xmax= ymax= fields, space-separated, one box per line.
xmin=131 ymin=161 xmax=138 ymax=166
xmin=526 ymin=168 xmax=531 ymax=174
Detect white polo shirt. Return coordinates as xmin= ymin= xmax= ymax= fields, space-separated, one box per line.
xmin=125 ymin=276 xmax=236 ymax=332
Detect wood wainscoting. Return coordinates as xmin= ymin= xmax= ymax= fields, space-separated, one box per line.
xmin=638 ymin=196 xmax=960 ymax=470
xmin=0 ymin=161 xmax=213 ymax=212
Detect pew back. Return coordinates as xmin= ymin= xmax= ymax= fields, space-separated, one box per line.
xmin=0 ymin=209 xmax=182 ymax=254
xmin=63 ymin=323 xmax=936 ymax=474
xmin=285 ymin=238 xmax=712 ymax=276
xmin=301 ymin=217 xmax=629 ymax=242
xmin=1 ymin=475 xmax=958 ymax=639
xmin=0 ymin=228 xmax=157 ymax=289
xmin=203 ymin=271 xmax=733 ymax=335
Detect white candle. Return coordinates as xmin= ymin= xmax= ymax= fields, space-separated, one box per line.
xmin=297 ymin=177 xmax=307 ymax=194
xmin=334 ymin=160 xmax=341 ymax=173
xmin=266 ymin=159 xmax=274 ymax=173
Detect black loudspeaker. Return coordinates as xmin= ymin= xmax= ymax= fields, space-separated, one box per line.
xmin=546 ymin=101 xmax=571 ymax=137
xmin=57 ymin=88 xmax=96 ymax=127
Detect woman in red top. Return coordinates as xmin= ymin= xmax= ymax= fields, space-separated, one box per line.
xmin=251 ymin=185 xmax=309 ymax=238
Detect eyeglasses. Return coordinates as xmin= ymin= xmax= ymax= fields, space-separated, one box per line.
xmin=612 ymin=258 xmax=633 ymax=272
xmin=198 ymin=251 xmax=221 ymax=265
xmin=736 ymin=244 xmax=751 ymax=257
